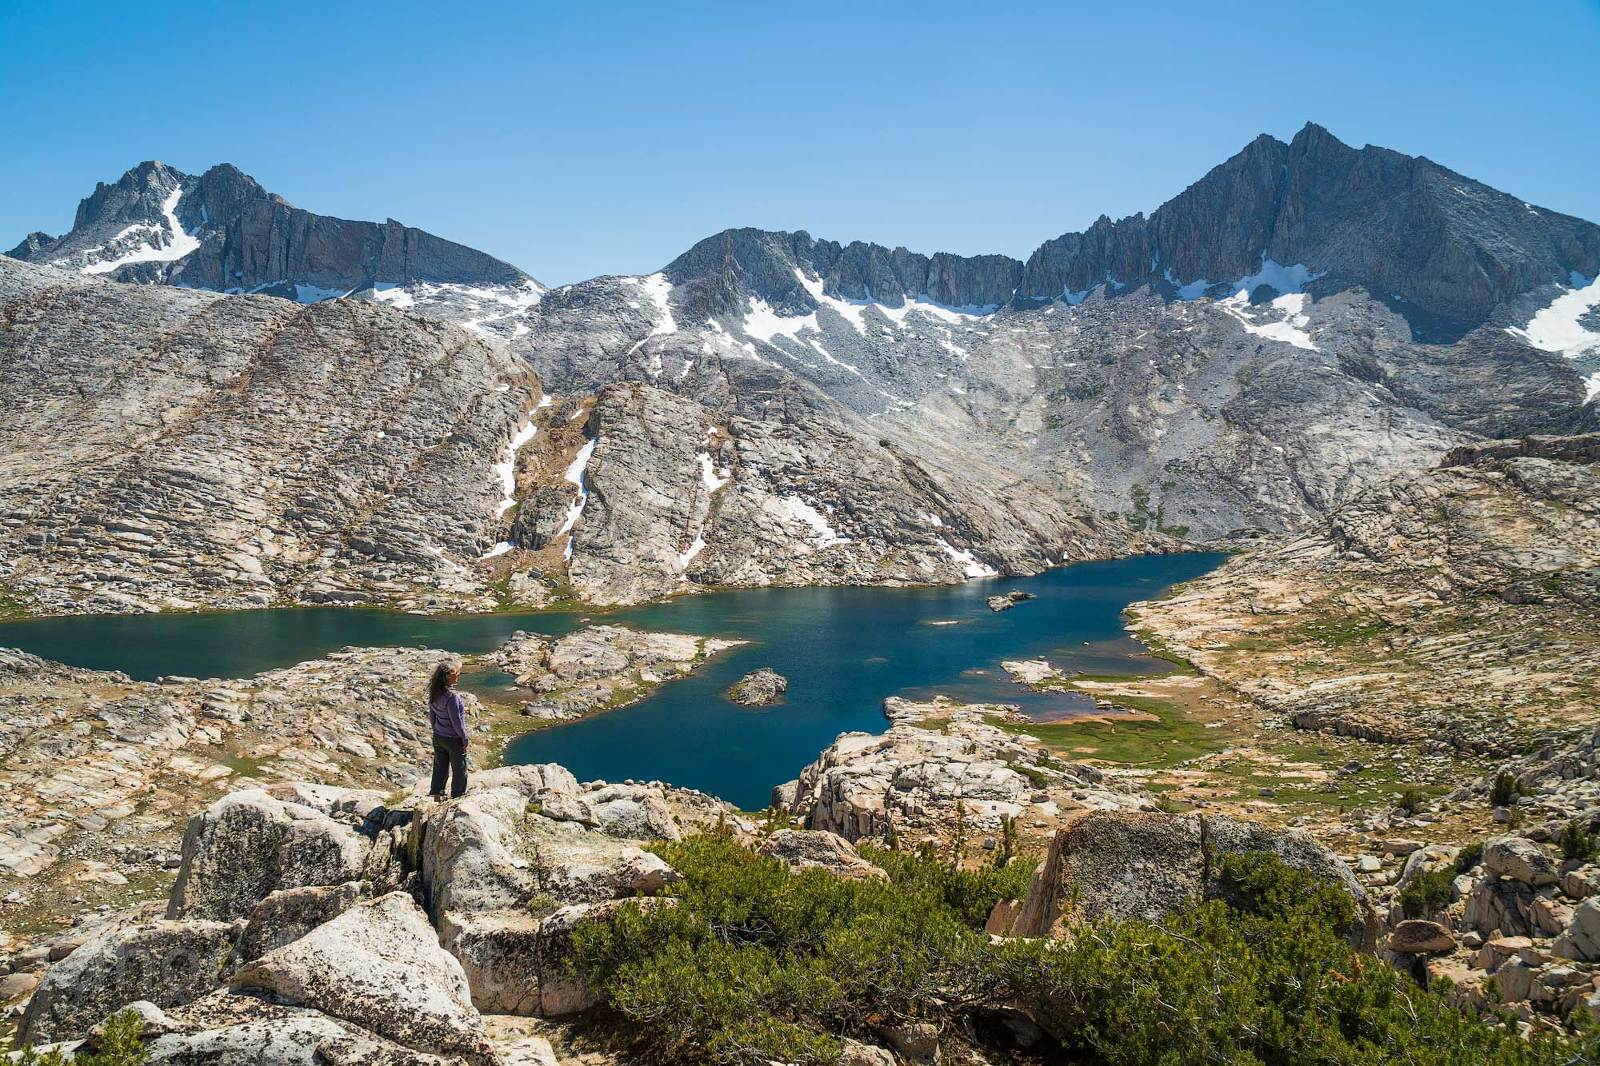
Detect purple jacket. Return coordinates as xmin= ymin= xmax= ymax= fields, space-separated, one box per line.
xmin=429 ymin=689 xmax=468 ymax=740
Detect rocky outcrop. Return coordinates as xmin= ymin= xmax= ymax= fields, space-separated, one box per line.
xmin=229 ymin=892 xmax=498 ymax=1064
xmin=545 ymin=381 xmax=1164 ymax=605
xmin=728 ymin=667 xmax=787 ymax=706
xmin=495 ymin=625 xmax=741 ymax=720
xmin=402 ymin=764 xmax=731 ymax=1016
xmin=0 ymin=632 xmax=733 ymax=954
xmin=167 ymin=789 xmax=382 ymax=922
xmin=7 ymin=764 xmax=741 ymax=1055
xmin=18 ymin=918 xmax=236 ymax=1044
xmin=1131 ymin=434 xmax=1600 ymax=753
xmin=774 ymin=696 xmax=1144 ymax=845
xmin=756 ymin=829 xmax=887 ymax=880
xmin=1001 ymin=810 xmax=1376 ymax=947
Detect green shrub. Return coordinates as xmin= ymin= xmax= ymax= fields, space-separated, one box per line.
xmin=1398 ymin=867 xmax=1457 ymax=919
xmin=1559 ymin=819 xmax=1599 ymax=863
xmin=13 ymin=1010 xmax=148 ymax=1065
xmin=1455 ymin=841 xmax=1484 ymax=874
xmin=1490 ymin=771 xmax=1521 ymax=807
xmin=570 ymin=835 xmax=1577 ymax=1066
xmin=997 ymin=853 xmax=1566 ymax=1066
xmin=1395 ymin=787 xmax=1427 ymax=815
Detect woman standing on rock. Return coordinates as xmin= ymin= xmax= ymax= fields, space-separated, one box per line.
xmin=427 ymin=660 xmax=469 ymax=800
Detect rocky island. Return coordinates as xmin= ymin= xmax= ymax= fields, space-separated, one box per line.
xmin=726 ymin=667 xmax=787 ymax=706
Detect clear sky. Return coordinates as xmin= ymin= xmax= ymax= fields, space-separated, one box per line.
xmin=3 ymin=1 xmax=1597 ymax=285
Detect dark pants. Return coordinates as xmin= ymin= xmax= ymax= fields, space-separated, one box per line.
xmin=430 ymin=734 xmax=467 ymax=798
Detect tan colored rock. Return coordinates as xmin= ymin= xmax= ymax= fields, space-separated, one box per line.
xmin=756 ymin=829 xmax=888 ymax=880
xmin=1388 ymin=919 xmax=1455 ymax=955
xmin=1003 ymin=810 xmax=1377 ymax=947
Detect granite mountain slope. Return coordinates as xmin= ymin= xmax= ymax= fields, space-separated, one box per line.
xmin=0 ymin=256 xmax=1155 ymax=612
xmin=5 ymin=125 xmax=1600 ymax=605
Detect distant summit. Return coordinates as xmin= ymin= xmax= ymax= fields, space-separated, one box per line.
xmin=7 ymin=159 xmax=539 ymax=309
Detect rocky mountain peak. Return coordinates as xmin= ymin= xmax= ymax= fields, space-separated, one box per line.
xmin=663 ymin=225 xmax=1023 ymax=323
xmin=1017 ymin=122 xmax=1600 ymax=328
xmin=8 ymin=159 xmax=536 ymax=301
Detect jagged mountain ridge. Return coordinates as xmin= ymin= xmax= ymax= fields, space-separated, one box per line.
xmin=5 ymin=123 xmax=1599 ymax=603
xmin=1016 ymin=123 xmax=1600 ymax=328
xmin=5 ymin=160 xmax=544 ymax=338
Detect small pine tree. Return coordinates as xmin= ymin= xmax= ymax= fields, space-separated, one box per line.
xmin=994 ymin=815 xmax=1019 ymax=870
xmin=950 ymin=800 xmax=969 ymax=871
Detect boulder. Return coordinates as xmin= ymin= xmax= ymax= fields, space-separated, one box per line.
xmin=168 ymin=790 xmax=376 ymax=922
xmin=520 ymin=816 xmax=680 ymax=905
xmin=436 ymin=910 xmax=544 ymax=1016
xmin=727 ymin=668 xmax=788 ymax=706
xmin=1003 ymin=811 xmax=1376 ymax=947
xmin=237 ymin=882 xmax=368 ymax=962
xmin=1483 ymin=836 xmax=1558 ymax=886
xmin=408 ymin=787 xmax=542 ymax=915
xmin=1463 ymin=877 xmax=1539 ymax=938
xmin=585 ymin=784 xmax=683 ymax=840
xmin=229 ymin=892 xmax=496 ymax=1064
xmin=756 ymin=829 xmax=888 ymax=880
xmin=130 ymin=992 xmax=458 ymax=1065
xmin=1563 ymin=897 xmax=1600 ymax=962
xmin=1388 ymin=920 xmax=1455 ymax=955
xmin=19 ymin=918 xmax=236 ymax=1045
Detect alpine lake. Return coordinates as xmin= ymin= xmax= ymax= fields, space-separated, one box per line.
xmin=0 ymin=552 xmax=1227 ymax=810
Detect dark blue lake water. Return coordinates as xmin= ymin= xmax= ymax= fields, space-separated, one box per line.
xmin=0 ymin=553 xmax=1225 ymax=809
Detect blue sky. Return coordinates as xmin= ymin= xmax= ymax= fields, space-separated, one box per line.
xmin=3 ymin=1 xmax=1597 ymax=285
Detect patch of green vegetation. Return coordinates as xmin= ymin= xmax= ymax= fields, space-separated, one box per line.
xmin=12 ymin=1009 xmax=147 ymax=1064
xmin=1491 ymin=770 xmax=1525 ymax=808
xmin=218 ymin=752 xmax=271 ymax=779
xmin=1399 ymin=867 xmax=1457 ymax=920
xmin=989 ymin=691 xmax=1225 ymax=768
xmin=1299 ymin=613 xmax=1394 ymax=648
xmin=1560 ymin=819 xmax=1599 ymax=863
xmin=570 ymin=838 xmax=1581 ymax=1065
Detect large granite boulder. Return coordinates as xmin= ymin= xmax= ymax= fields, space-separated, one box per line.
xmin=756 ymin=829 xmax=888 ymax=880
xmin=1003 ymin=811 xmax=1377 ymax=947
xmin=1483 ymin=835 xmax=1559 ymax=887
xmin=229 ymin=892 xmax=496 ymax=1064
xmin=19 ymin=918 xmax=236 ymax=1044
xmin=168 ymin=789 xmax=378 ymax=922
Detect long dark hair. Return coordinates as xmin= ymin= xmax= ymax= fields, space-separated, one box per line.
xmin=429 ymin=661 xmax=458 ymax=704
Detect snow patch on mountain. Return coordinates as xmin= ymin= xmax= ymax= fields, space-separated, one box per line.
xmin=936 ymin=537 xmax=997 ymax=578
xmin=774 ymin=495 xmax=850 ymax=548
xmin=491 ymin=421 xmax=539 ymax=517
xmin=697 ymin=453 xmax=730 ymax=493
xmin=79 ymin=187 xmax=201 ymax=275
xmin=1508 ymin=274 xmax=1600 ymax=361
xmin=1219 ymin=290 xmax=1318 ymax=351
xmin=1232 ymin=258 xmax=1323 ymax=296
